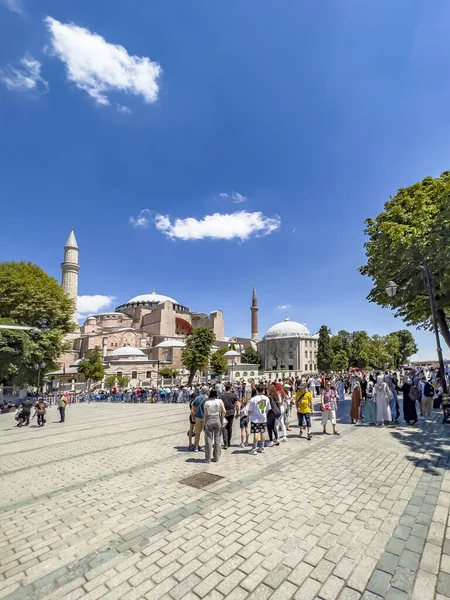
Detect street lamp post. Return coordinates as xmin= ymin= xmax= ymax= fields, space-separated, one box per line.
xmin=385 ymin=259 xmax=447 ymax=393
xmin=35 ymin=361 xmax=47 ymax=395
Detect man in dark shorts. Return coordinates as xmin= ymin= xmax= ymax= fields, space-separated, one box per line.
xmin=220 ymin=384 xmax=239 ymax=449
xmin=247 ymin=383 xmax=270 ymax=455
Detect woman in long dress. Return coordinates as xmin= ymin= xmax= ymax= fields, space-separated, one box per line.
xmin=350 ymin=382 xmax=362 ymax=424
xmin=400 ymin=377 xmax=417 ymax=425
xmin=373 ymin=375 xmax=392 ymax=425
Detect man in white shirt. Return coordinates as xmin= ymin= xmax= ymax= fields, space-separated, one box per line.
xmin=308 ymin=377 xmax=316 ymax=398
xmin=247 ymin=383 xmax=270 ymax=455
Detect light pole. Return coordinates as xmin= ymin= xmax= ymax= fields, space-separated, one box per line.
xmin=34 ymin=361 xmax=46 ymax=395
xmin=385 ymin=259 xmax=447 ymax=393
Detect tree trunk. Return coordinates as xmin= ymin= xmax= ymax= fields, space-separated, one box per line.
xmin=188 ymin=368 xmax=195 ymax=387
xmin=436 ymin=309 xmax=450 ymax=349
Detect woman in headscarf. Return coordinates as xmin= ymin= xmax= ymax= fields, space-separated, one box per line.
xmin=373 ymin=375 xmax=392 ymax=425
xmin=400 ymin=376 xmax=417 ymax=425
xmin=337 ymin=376 xmax=345 ymax=403
xmin=350 ymin=382 xmax=362 ymax=424
xmin=364 ymin=380 xmax=376 ymax=426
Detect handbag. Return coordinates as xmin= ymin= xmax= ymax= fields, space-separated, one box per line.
xmin=321 ymin=403 xmax=331 ymax=412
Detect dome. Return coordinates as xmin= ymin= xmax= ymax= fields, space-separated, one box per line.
xmin=155 ymin=340 xmax=186 ymax=348
xmin=126 ymin=291 xmax=178 ymax=305
xmin=110 ymin=346 xmax=146 ymax=357
xmin=263 ymin=319 xmax=311 ymax=339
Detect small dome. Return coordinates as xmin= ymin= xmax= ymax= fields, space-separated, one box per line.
xmin=155 ymin=340 xmax=186 ymax=348
xmin=111 ymin=346 xmax=146 ymax=357
xmin=126 ymin=291 xmax=178 ymax=305
xmin=263 ymin=319 xmax=311 ymax=339
xmin=70 ymin=359 xmax=82 ymax=367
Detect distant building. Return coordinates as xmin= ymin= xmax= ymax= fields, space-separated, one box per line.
xmin=258 ymin=318 xmax=318 ymax=373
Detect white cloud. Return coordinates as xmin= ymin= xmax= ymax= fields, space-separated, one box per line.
xmin=45 ymin=16 xmax=162 ymax=106
xmin=153 ymin=211 xmax=281 ymax=241
xmin=130 ymin=209 xmax=152 ymax=229
xmin=77 ymin=294 xmax=115 ymax=320
xmin=0 ymin=0 xmax=23 ymax=13
xmin=0 ymin=53 xmax=48 ymax=92
xmin=117 ymin=103 xmax=132 ymax=114
xmin=277 ymin=304 xmax=291 ymax=311
xmin=219 ymin=191 xmax=248 ymax=203
xmin=231 ymin=192 xmax=247 ymax=204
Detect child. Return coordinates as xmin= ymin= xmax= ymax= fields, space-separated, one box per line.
xmin=295 ymin=382 xmax=314 ymax=440
xmin=247 ymin=383 xmax=270 ymax=455
xmin=239 ymin=397 xmax=249 ymax=447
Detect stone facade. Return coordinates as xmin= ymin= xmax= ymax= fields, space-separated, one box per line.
xmin=258 ymin=318 xmax=319 ymax=373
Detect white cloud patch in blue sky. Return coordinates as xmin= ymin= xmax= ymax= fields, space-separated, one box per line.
xmin=0 ymin=54 xmax=48 ymax=93
xmin=45 ymin=16 xmax=162 ymax=107
xmin=77 ymin=294 xmax=116 ymax=320
xmin=0 ymin=0 xmax=22 ymax=13
xmin=153 ymin=211 xmax=280 ymax=241
xmin=219 ymin=191 xmax=248 ymax=203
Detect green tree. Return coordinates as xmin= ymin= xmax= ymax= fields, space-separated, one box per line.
xmin=348 ymin=331 xmax=373 ymax=369
xmin=0 ymin=318 xmax=38 ymax=385
xmin=116 ymin=374 xmax=130 ymax=389
xmin=182 ymin=327 xmax=215 ymax=385
xmin=330 ymin=330 xmax=352 ymax=357
xmin=241 ymin=347 xmax=260 ymax=365
xmin=210 ymin=348 xmax=228 ymax=377
xmin=331 ymin=349 xmax=349 ymax=372
xmin=317 ymin=325 xmax=334 ymax=372
xmin=159 ymin=367 xmax=179 ymax=380
xmin=0 ymin=262 xmax=75 ymax=382
xmin=104 ymin=375 xmax=117 ymax=390
xmin=388 ymin=330 xmax=418 ymax=366
xmin=360 ymin=171 xmax=450 ymax=348
xmin=77 ymin=347 xmax=105 ymax=395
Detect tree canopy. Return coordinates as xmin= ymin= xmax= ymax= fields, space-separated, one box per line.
xmin=241 ymin=346 xmax=260 ymax=365
xmin=159 ymin=367 xmax=179 ymax=380
xmin=77 ymin=347 xmax=105 ymax=393
xmin=360 ymin=171 xmax=450 ymax=347
xmin=210 ymin=348 xmax=228 ymax=377
xmin=0 ymin=262 xmax=75 ymax=385
xmin=317 ymin=325 xmax=333 ymax=372
xmin=331 ymin=349 xmax=349 ymax=372
xmin=182 ymin=327 xmax=215 ymax=385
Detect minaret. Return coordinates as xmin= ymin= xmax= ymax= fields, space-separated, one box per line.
xmin=251 ymin=284 xmax=259 ymax=342
xmin=61 ymin=228 xmax=79 ymax=323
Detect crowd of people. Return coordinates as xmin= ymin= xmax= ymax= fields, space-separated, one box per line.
xmin=184 ymin=368 xmax=448 ymax=464
xmin=8 ymin=367 xmax=448 ymax=443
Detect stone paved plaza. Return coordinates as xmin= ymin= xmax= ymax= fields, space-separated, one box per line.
xmin=0 ymin=400 xmax=449 ymax=600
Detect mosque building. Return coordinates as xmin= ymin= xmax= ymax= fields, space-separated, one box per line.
xmin=49 ymin=229 xmax=319 ymax=390
xmin=50 ymin=230 xmax=256 ymax=390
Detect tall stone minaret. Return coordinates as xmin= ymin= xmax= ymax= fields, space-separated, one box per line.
xmin=251 ymin=284 xmax=259 ymax=342
xmin=61 ymin=228 xmax=79 ymax=323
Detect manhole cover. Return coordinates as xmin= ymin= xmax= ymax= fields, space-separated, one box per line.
xmin=180 ymin=472 xmax=224 ymax=489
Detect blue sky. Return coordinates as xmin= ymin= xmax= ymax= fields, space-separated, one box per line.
xmin=1 ymin=0 xmax=450 ymax=360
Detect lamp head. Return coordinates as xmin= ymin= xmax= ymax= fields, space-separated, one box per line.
xmin=385 ymin=280 xmax=398 ymax=298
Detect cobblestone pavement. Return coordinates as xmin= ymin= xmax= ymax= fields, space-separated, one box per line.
xmin=0 ymin=399 xmax=449 ymax=600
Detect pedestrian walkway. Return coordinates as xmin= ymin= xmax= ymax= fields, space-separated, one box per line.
xmin=0 ymin=402 xmax=448 ymax=600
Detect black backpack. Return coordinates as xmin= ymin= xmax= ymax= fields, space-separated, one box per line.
xmin=424 ymin=381 xmax=434 ymax=397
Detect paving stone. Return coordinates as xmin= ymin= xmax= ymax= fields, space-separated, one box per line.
xmin=264 ymin=565 xmax=291 ymax=589
xmin=398 ymin=549 xmax=420 ymax=571
xmin=346 ymin=558 xmax=377 ymax=593
xmin=437 ymin=572 xmax=450 ymax=596
xmin=420 ymin=542 xmax=442 ymax=574
xmin=293 ymin=576 xmax=321 ymax=600
xmin=390 ymin=566 xmax=415 ymax=593
xmin=338 ymin=589 xmax=361 ymax=600
xmin=287 ymin=562 xmax=313 ymax=587
xmin=333 ymin=557 xmax=356 ymax=580
xmin=267 ymin=580 xmax=297 ymax=600
xmin=386 ymin=537 xmax=406 ymax=556
xmin=366 ymin=569 xmax=391 ymax=597
xmin=385 ymin=589 xmax=409 ymax=600
xmin=411 ymin=569 xmax=437 ymax=600
xmin=311 ymin=559 xmax=335 ymax=583
xmin=405 ymin=535 xmax=425 ymax=554
xmin=317 ymin=575 xmax=344 ymax=600
xmin=377 ymin=552 xmax=399 ymax=575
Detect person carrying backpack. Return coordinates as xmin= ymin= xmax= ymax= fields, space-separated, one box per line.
xmin=421 ymin=376 xmax=434 ymax=419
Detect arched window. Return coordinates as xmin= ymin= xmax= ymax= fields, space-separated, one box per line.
xmin=235 ymin=372 xmax=240 ymax=377
xmin=250 ymin=371 xmax=255 ymax=376
xmin=243 ymin=372 xmax=248 ymax=377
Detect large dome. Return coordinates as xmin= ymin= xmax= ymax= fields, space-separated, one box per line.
xmin=126 ymin=291 xmax=178 ymax=305
xmin=263 ymin=319 xmax=311 ymax=339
